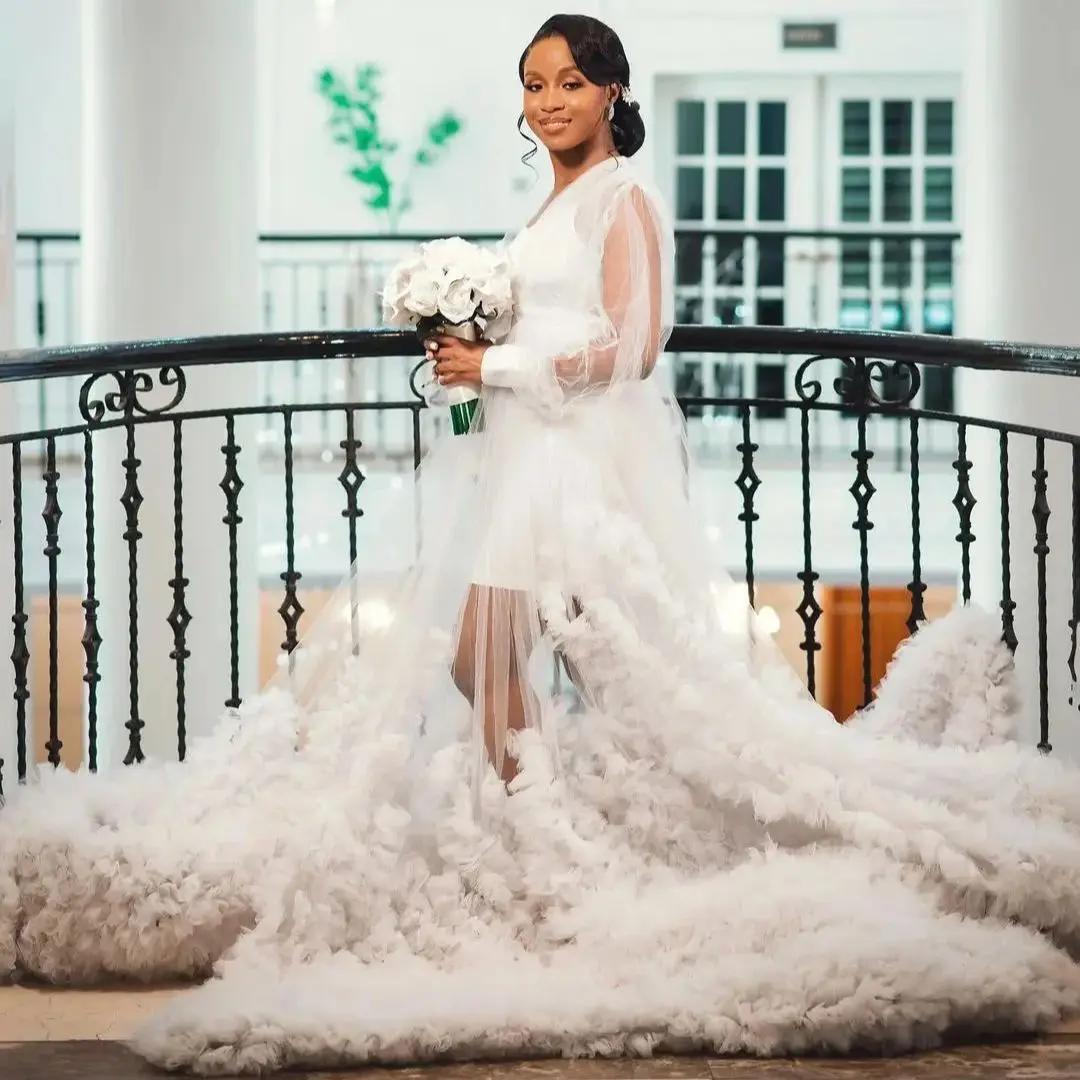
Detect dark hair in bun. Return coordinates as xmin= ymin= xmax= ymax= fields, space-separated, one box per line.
xmin=518 ymin=13 xmax=645 ymax=158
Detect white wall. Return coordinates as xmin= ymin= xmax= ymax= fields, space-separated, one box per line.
xmin=0 ymin=0 xmax=82 ymax=231
xmin=0 ymin=0 xmax=967 ymax=236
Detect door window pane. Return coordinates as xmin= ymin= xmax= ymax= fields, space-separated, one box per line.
xmin=842 ymin=101 xmax=871 ymax=155
xmin=923 ymin=366 xmax=955 ymax=410
xmin=924 ymin=167 xmax=953 ymax=221
xmin=716 ymin=298 xmax=746 ymax=325
xmin=883 ymin=100 xmax=913 ymax=155
xmin=715 ymin=234 xmax=745 ymax=286
xmin=882 ymin=167 xmax=912 ymax=221
xmin=757 ymin=168 xmax=785 ymax=221
xmin=841 ymin=167 xmax=871 ymax=222
xmin=924 ymin=238 xmax=954 ymax=288
xmin=716 ymin=168 xmax=746 ymax=220
xmin=676 ymin=100 xmax=705 ymax=155
xmin=676 ymin=295 xmax=703 ymax=323
xmin=675 ymin=234 xmax=704 ymax=285
xmin=924 ymin=301 xmax=955 ymax=338
xmin=841 ymin=241 xmax=871 ymax=288
xmin=674 ymin=361 xmax=704 ymax=417
xmin=882 ymin=240 xmax=912 ymax=288
xmin=755 ymin=362 xmax=786 ymax=419
xmin=716 ymin=102 xmax=747 ymax=155
xmin=714 ymin=361 xmax=744 ymax=415
xmin=756 ymin=298 xmax=785 ymax=326
xmin=880 ymin=300 xmax=910 ymax=331
xmin=925 ymin=101 xmax=954 ymax=155
xmin=676 ymin=167 xmax=704 ymax=220
xmin=757 ymin=236 xmax=785 ymax=288
xmin=839 ymin=301 xmax=872 ymax=329
xmin=758 ymin=102 xmax=786 ymax=155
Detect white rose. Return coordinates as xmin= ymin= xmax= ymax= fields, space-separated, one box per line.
xmin=407 ymin=269 xmax=440 ymax=318
xmin=438 ymin=275 xmax=476 ymax=325
xmin=381 ymin=254 xmax=427 ymax=326
xmin=381 ymin=296 xmax=406 ymax=326
xmin=424 ymin=236 xmax=473 ymax=270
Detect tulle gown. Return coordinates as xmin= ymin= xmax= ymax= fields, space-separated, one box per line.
xmin=4 ymin=156 xmax=1080 ymax=1075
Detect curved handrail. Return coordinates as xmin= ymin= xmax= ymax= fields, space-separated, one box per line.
xmin=0 ymin=325 xmax=1078 ymax=385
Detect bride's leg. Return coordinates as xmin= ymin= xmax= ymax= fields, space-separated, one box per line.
xmin=452 ymin=585 xmax=536 ymax=784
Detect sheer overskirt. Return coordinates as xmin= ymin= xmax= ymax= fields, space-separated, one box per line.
xmin=267 ymin=158 xmax=801 ymax=800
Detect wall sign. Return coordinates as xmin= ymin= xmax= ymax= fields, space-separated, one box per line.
xmin=782 ymin=22 xmax=838 ymax=49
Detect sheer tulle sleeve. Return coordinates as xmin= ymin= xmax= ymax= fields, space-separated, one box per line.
xmin=481 ymin=174 xmax=674 ymax=417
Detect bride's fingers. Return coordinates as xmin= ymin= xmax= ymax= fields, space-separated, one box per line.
xmin=439 ymin=366 xmax=472 ymax=386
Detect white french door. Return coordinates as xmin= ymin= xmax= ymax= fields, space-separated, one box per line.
xmin=820 ymin=76 xmax=959 ymax=339
xmin=656 ymin=73 xmax=960 ymax=423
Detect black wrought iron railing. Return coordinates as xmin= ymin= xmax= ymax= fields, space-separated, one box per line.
xmin=0 ymin=324 xmax=1074 ymax=802
xmin=12 ymin=229 xmax=961 ymax=464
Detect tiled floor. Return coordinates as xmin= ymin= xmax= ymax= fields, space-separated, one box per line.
xmin=1 ymin=986 xmax=1079 ymax=1079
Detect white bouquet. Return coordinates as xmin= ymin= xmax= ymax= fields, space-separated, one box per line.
xmin=382 ymin=237 xmax=515 ymax=435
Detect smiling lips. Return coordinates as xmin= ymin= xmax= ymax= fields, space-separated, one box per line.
xmin=540 ymin=118 xmax=571 ymax=130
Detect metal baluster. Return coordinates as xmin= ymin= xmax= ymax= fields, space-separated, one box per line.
xmin=42 ymin=435 xmax=62 ymax=766
xmin=279 ymin=410 xmax=304 ymax=667
xmin=167 ymin=421 xmax=192 ymax=756
xmin=906 ymin=415 xmax=927 ymax=634
xmin=1032 ymin=436 xmax=1051 ymax=753
xmin=339 ymin=409 xmax=365 ymax=656
xmin=82 ymin=430 xmax=101 ymax=771
xmin=999 ymin=431 xmax=1018 ymax=651
xmin=735 ymin=403 xmax=761 ymax=610
xmin=848 ymin=361 xmax=876 ymax=708
xmin=220 ymin=416 xmax=244 ymax=710
xmin=120 ymin=407 xmax=145 ymax=764
xmin=10 ymin=442 xmax=28 ymax=783
xmin=1068 ymin=445 xmax=1080 ymax=711
xmin=952 ymin=421 xmax=976 ymax=603
xmin=796 ymin=404 xmax=821 ymax=696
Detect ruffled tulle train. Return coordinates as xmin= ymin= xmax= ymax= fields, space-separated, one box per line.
xmin=4 ymin=510 xmax=1080 ymax=1073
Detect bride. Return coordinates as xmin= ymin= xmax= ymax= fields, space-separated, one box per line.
xmin=5 ymin=12 xmax=1080 ymax=1076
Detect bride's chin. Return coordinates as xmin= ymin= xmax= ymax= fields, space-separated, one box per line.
xmin=536 ymin=129 xmax=578 ymax=152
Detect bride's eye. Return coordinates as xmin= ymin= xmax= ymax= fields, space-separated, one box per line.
xmin=524 ymin=83 xmax=543 ymax=93
xmin=563 ymin=81 xmax=583 ymax=91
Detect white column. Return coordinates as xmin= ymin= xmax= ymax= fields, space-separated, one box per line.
xmin=82 ymin=0 xmax=260 ymax=768
xmin=0 ymin=112 xmax=17 ymax=795
xmin=960 ymin=0 xmax=1080 ymax=759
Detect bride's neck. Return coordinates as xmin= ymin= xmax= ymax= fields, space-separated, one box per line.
xmin=549 ymin=138 xmax=618 ymax=193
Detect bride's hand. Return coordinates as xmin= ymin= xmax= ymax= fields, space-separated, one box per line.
xmin=425 ymin=335 xmax=489 ymax=387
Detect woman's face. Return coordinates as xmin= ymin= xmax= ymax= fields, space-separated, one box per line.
xmin=522 ymin=35 xmax=612 ymax=154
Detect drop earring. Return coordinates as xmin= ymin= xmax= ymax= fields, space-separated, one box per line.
xmin=608 ymin=101 xmax=616 ymax=121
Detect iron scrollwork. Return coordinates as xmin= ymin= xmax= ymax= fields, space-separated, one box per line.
xmin=794 ymin=354 xmax=922 ymax=409
xmin=408 ymin=358 xmax=435 ymax=404
xmin=78 ymin=367 xmax=187 ymax=426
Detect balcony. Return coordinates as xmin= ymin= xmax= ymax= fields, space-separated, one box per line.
xmin=0 ymin=323 xmax=1076 ymax=797
xmin=13 ymin=228 xmax=961 ymax=466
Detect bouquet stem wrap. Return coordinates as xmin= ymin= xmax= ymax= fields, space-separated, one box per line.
xmin=432 ymin=321 xmax=480 ymax=436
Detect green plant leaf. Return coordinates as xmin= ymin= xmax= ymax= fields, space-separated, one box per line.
xmin=428 ymin=111 xmax=463 ymax=145
xmin=367 ymin=187 xmax=392 ymax=211
xmin=349 ymin=164 xmax=386 ymax=186
xmin=317 ymin=61 xmax=463 ymax=232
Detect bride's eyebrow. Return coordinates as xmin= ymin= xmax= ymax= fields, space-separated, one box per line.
xmin=523 ymin=66 xmax=584 ymax=81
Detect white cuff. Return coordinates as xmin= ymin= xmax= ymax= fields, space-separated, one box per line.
xmin=481 ymin=344 xmax=530 ymax=389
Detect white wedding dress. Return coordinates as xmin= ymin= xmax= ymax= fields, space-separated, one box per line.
xmin=4 ymin=156 xmax=1080 ymax=1075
